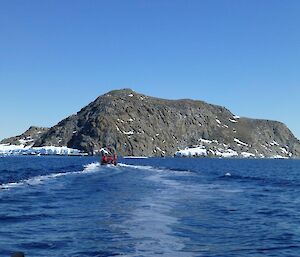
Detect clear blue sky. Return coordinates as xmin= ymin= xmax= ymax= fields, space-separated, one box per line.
xmin=1 ymin=0 xmax=300 ymax=140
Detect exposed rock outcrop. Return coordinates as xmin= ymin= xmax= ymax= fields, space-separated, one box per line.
xmin=1 ymin=126 xmax=49 ymax=147
xmin=29 ymin=89 xmax=300 ymax=158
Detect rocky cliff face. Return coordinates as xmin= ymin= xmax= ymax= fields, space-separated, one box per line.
xmin=30 ymin=89 xmax=300 ymax=158
xmin=0 ymin=126 xmax=49 ymax=147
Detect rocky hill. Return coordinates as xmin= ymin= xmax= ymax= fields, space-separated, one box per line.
xmin=26 ymin=88 xmax=300 ymax=158
xmin=0 ymin=126 xmax=49 ymax=147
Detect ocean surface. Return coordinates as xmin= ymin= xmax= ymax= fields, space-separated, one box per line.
xmin=1 ymin=157 xmax=300 ymax=257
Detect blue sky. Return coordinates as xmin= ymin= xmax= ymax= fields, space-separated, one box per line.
xmin=1 ymin=0 xmax=300 ymax=140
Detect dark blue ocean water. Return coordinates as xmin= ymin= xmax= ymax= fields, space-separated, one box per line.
xmin=1 ymin=156 xmax=300 ymax=257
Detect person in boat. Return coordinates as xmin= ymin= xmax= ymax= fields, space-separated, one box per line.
xmin=100 ymin=147 xmax=117 ymax=165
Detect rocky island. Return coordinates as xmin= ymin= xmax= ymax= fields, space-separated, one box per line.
xmin=1 ymin=89 xmax=300 ymax=158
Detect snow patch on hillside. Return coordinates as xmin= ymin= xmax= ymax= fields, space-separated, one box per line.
xmin=234 ymin=138 xmax=248 ymax=147
xmin=123 ymin=131 xmax=134 ymax=135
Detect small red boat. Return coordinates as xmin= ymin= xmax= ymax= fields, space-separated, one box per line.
xmin=100 ymin=148 xmax=117 ymax=166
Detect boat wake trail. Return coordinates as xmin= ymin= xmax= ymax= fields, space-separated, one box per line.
xmin=118 ymin=163 xmax=192 ymax=175
xmin=0 ymin=161 xmax=188 ymax=191
xmin=0 ymin=162 xmax=109 ymax=190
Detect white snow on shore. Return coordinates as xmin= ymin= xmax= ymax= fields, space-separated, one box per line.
xmin=0 ymin=144 xmax=86 ymax=156
xmin=175 ymin=146 xmax=207 ymax=157
xmin=215 ymin=149 xmax=238 ymax=158
xmin=241 ymin=152 xmax=255 ymax=158
xmin=271 ymin=155 xmax=288 ymax=159
xmin=175 ymin=143 xmax=293 ymax=159
xmin=175 ymin=146 xmax=240 ymax=158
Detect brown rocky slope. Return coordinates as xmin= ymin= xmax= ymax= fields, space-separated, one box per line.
xmin=29 ymin=89 xmax=300 ymax=158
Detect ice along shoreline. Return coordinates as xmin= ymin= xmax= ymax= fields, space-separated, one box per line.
xmin=0 ymin=144 xmax=87 ymax=156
